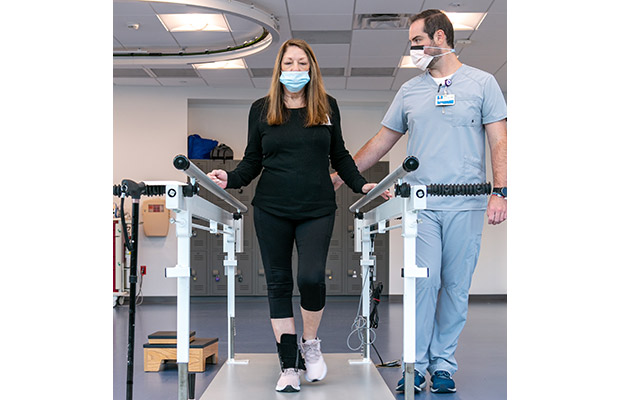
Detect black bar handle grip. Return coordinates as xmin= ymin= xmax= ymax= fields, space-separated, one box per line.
xmin=173 ymin=154 xmax=190 ymax=171
xmin=402 ymin=156 xmax=419 ymax=172
xmin=113 ymin=180 xmax=166 ymax=199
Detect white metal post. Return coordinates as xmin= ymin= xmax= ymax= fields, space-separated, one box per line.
xmin=165 ymin=184 xmax=192 ymax=400
xmin=401 ymin=194 xmax=428 ymax=400
xmin=360 ymin=225 xmax=373 ymax=361
xmin=223 ymin=222 xmax=249 ymax=365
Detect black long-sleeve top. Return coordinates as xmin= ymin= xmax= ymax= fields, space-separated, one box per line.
xmin=226 ymin=95 xmax=367 ymax=219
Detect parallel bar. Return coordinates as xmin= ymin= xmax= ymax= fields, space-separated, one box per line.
xmin=349 ymin=156 xmax=419 ymax=212
xmin=173 ymin=154 xmax=248 ymax=213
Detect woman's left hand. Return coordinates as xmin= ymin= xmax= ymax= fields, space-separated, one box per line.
xmin=362 ymin=183 xmax=392 ymax=200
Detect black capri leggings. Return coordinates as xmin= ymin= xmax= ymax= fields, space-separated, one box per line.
xmin=253 ymin=206 xmax=336 ymax=319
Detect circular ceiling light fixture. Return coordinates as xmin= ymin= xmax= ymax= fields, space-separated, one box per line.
xmin=113 ymin=0 xmax=280 ymax=66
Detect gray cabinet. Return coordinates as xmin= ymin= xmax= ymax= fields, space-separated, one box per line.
xmin=189 ymin=159 xmax=390 ymax=297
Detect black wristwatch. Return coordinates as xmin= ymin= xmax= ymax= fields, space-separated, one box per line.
xmin=492 ymin=187 xmax=507 ymax=199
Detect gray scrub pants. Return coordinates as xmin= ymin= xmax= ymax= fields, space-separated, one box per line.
xmin=414 ymin=209 xmax=485 ymax=376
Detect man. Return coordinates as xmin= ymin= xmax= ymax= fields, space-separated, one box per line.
xmin=332 ymin=9 xmax=507 ymax=393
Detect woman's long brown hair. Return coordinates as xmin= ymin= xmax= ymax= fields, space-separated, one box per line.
xmin=266 ymin=39 xmax=330 ymax=127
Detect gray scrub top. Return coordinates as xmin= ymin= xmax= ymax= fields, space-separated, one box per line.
xmin=382 ymin=64 xmax=507 ymax=211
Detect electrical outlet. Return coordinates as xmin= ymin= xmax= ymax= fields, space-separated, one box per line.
xmin=140 ymin=266 xmax=146 ymax=275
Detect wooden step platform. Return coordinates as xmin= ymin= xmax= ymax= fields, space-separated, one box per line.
xmin=143 ymin=337 xmax=218 ymax=372
xmin=147 ymin=330 xmax=197 ymax=344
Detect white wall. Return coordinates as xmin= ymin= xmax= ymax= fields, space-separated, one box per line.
xmin=114 ymin=85 xmax=506 ymax=296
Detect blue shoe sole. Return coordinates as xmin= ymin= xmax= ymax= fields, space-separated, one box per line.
xmin=430 ymin=385 xmax=456 ymax=393
xmin=395 ymin=382 xmax=425 ymax=393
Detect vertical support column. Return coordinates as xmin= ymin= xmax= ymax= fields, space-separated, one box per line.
xmin=223 ymin=225 xmax=237 ymax=361
xmin=166 ymin=185 xmax=192 ymax=400
xmin=349 ymin=217 xmax=374 ymax=365
xmin=360 ymin=225 xmax=373 ymax=361
xmin=223 ymin=224 xmax=248 ymax=365
xmin=401 ymin=195 xmax=428 ymax=400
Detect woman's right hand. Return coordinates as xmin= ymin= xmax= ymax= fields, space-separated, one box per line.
xmin=207 ymin=169 xmax=228 ymax=189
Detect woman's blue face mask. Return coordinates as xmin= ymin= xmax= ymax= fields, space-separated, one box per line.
xmin=279 ymin=71 xmax=310 ymax=93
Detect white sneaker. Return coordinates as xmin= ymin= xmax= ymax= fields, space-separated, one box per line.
xmin=300 ymin=338 xmax=327 ymax=382
xmin=275 ymin=368 xmax=301 ymax=392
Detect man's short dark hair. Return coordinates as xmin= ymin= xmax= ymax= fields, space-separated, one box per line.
xmin=409 ymin=9 xmax=455 ymax=49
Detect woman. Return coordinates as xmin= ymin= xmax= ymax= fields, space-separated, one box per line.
xmin=207 ymin=39 xmax=381 ymax=393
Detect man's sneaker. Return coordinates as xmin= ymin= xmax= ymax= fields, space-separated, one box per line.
xmin=430 ymin=370 xmax=456 ymax=393
xmin=299 ymin=338 xmax=327 ymax=382
xmin=275 ymin=368 xmax=302 ymax=392
xmin=395 ymin=370 xmax=426 ymax=393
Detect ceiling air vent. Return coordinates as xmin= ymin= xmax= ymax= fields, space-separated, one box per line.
xmin=113 ymin=68 xmax=151 ymax=78
xmin=150 ymin=68 xmax=199 ymax=78
xmin=353 ymin=14 xmax=411 ymax=30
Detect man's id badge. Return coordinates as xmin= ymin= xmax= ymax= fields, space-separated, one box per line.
xmin=435 ymin=94 xmax=455 ymax=106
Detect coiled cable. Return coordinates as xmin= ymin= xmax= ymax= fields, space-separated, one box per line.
xmin=347 ymin=267 xmax=376 ymax=351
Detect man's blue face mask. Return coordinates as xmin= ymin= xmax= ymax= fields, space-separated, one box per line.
xmin=279 ymin=71 xmax=310 ymax=93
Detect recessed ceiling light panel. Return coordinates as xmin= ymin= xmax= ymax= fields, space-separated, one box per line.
xmin=194 ymin=59 xmax=246 ymax=69
xmin=114 ymin=0 xmax=279 ymax=66
xmin=445 ymin=12 xmax=487 ymax=30
xmin=157 ymin=13 xmax=228 ymax=32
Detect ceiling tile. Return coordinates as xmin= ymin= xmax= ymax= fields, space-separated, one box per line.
xmin=346 ymin=77 xmax=395 ymax=90
xmin=292 ymin=30 xmax=352 ymax=44
xmin=237 ymin=0 xmax=288 ymax=16
xmin=320 ymin=67 xmax=346 ymax=76
xmin=148 ymin=2 xmax=210 ymax=14
xmin=475 ymin=12 xmax=507 ymax=31
xmin=351 ymin=67 xmax=395 ymax=77
xmin=314 ymin=57 xmax=349 ymax=68
xmin=457 ymin=54 xmax=506 ymax=78
xmin=150 ymin=68 xmax=200 ymax=78
xmin=349 ymin=56 xmax=402 ymax=68
xmin=323 ymin=77 xmax=347 ymax=90
xmin=354 ymin=0 xmax=424 ymax=14
xmin=157 ymin=77 xmax=207 ymax=87
xmin=289 ymin=14 xmax=353 ymax=31
xmin=461 ymin=27 xmax=506 ymax=58
xmin=350 ymin=30 xmax=407 ymax=57
xmin=113 ymin=68 xmax=151 ymax=78
xmin=310 ymin=43 xmax=350 ymax=57
xmin=392 ymin=68 xmax=423 ymax=90
xmin=311 ymin=44 xmax=350 ymax=68
xmin=453 ymin=30 xmax=476 ymax=41
xmin=113 ymin=77 xmax=161 ymax=86
xmin=207 ymin=78 xmax=255 ymax=88
xmin=244 ymin=44 xmax=282 ymax=68
xmin=249 ymin=68 xmax=274 ymax=77
xmin=251 ymin=77 xmax=273 ymax=88
xmin=423 ymin=0 xmax=494 ymax=13
xmin=494 ymin=62 xmax=507 ymax=95
xmin=198 ymin=69 xmax=254 ymax=87
xmin=489 ymin=0 xmax=507 ymax=13
xmin=113 ymin=15 xmax=177 ymax=48
xmin=113 ymin=1 xmax=154 ymax=17
xmin=287 ymin=0 xmax=354 ymax=14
